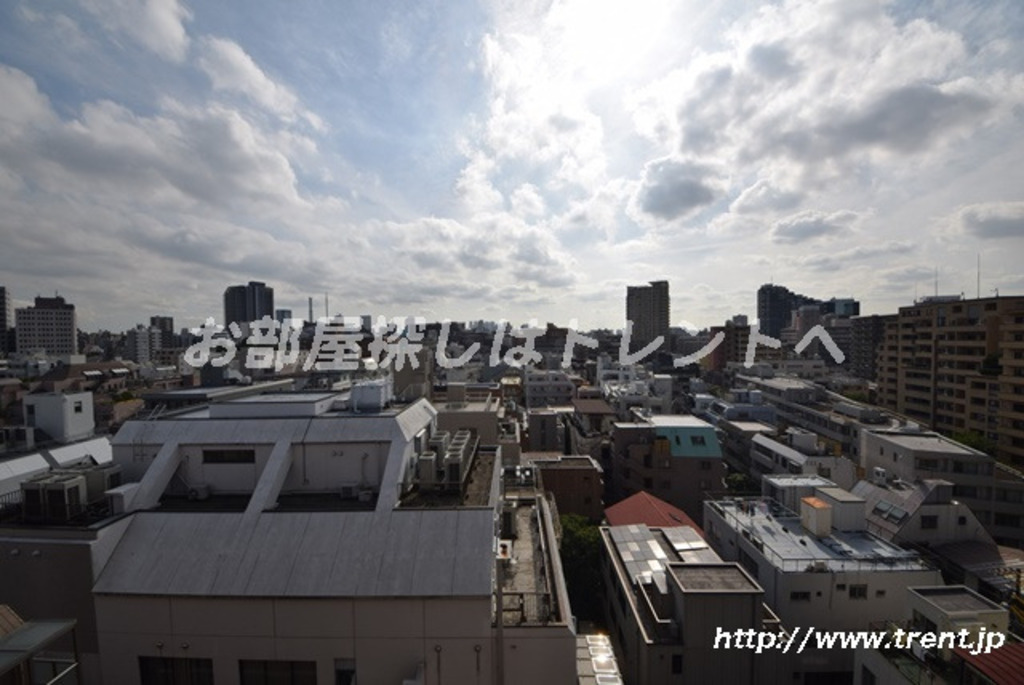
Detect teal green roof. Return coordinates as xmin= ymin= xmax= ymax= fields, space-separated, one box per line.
xmin=654 ymin=425 xmax=722 ymax=458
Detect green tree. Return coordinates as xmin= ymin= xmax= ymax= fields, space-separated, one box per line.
xmin=951 ymin=430 xmax=997 ymax=456
xmin=559 ymin=514 xmax=604 ymax=623
xmin=725 ymin=472 xmax=757 ymax=493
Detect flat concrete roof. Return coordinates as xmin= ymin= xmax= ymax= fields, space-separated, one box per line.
xmin=709 ymin=499 xmax=931 ymax=572
xmin=912 ymin=586 xmax=1004 ymax=614
xmin=817 ymin=487 xmax=864 ymax=503
xmin=645 ymin=415 xmax=711 ymax=428
xmin=879 ymin=433 xmax=982 ymax=456
xmin=671 ymin=564 xmax=761 ymax=593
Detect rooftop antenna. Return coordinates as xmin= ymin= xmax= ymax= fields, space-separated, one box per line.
xmin=325 ymin=293 xmax=329 ymax=318
xmin=977 ymin=253 xmax=981 ymax=300
xmin=934 ymin=266 xmax=938 ymax=298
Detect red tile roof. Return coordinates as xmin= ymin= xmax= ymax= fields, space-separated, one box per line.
xmin=605 ymin=491 xmax=703 ymax=536
xmin=955 ymin=642 xmax=1024 ymax=684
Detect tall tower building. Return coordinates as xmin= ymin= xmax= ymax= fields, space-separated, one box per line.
xmin=149 ymin=316 xmax=175 ymax=349
xmin=756 ymin=284 xmax=821 ymax=338
xmin=626 ymin=280 xmax=670 ymax=350
xmin=0 ymin=286 xmax=11 ymax=356
xmin=224 ymin=281 xmax=274 ymax=331
xmin=15 ymin=295 xmax=77 ymax=356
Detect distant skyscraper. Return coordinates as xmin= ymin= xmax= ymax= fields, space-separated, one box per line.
xmin=15 ymin=295 xmax=77 ymax=356
xmin=275 ymin=309 xmax=292 ymax=323
xmin=149 ymin=316 xmax=175 ymax=348
xmin=0 ymin=286 xmax=11 ymax=356
xmin=126 ymin=324 xmax=162 ymax=364
xmin=756 ymin=284 xmax=820 ymax=339
xmin=626 ymin=280 xmax=670 ymax=350
xmin=224 ymin=281 xmax=274 ymax=331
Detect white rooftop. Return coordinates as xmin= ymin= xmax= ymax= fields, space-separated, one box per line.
xmin=709 ymin=499 xmax=931 ymax=573
xmin=644 ymin=415 xmax=712 ymax=428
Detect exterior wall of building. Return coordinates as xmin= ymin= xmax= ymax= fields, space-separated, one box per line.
xmin=94 ymin=595 xmax=575 ymax=685
xmin=15 ymin=296 xmax=77 ymax=356
xmin=436 ymin=402 xmax=500 ymax=445
xmin=703 ymin=504 xmax=942 ymax=634
xmin=534 ymin=458 xmax=603 ymax=521
xmin=524 ymin=371 xmax=576 ymax=409
xmin=23 ymin=392 xmax=95 ymax=443
xmin=859 ymin=429 xmax=1024 ymax=547
xmin=610 ymin=424 xmax=724 ymax=525
xmin=0 ymin=515 xmax=134 ymax=685
xmin=95 ymin=595 xmax=516 ymax=685
xmin=875 ymin=296 xmax=1024 ymax=466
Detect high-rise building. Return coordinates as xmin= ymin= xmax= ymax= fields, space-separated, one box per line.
xmin=15 ymin=295 xmax=77 ymax=356
xmin=755 ymin=284 xmax=820 ymax=339
xmin=148 ymin=316 xmax=175 ymax=349
xmin=626 ymin=280 xmax=669 ymax=350
xmin=126 ymin=325 xmax=163 ymax=363
xmin=274 ymin=308 xmax=292 ymax=323
xmin=875 ymin=295 xmax=1024 ymax=466
xmin=850 ymin=314 xmax=896 ymax=380
xmin=0 ymin=285 xmax=11 ymax=356
xmin=223 ymin=281 xmax=274 ymax=331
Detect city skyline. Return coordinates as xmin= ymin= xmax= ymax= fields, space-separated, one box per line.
xmin=2 ymin=1 xmax=1023 ymax=332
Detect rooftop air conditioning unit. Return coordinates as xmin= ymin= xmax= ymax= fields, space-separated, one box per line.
xmin=44 ymin=474 xmax=87 ymax=522
xmin=20 ymin=474 xmax=51 ymax=521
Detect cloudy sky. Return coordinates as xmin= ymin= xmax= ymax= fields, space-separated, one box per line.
xmin=1 ymin=0 xmax=1023 ymax=333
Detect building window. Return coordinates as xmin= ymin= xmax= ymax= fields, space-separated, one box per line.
xmin=957 ymin=516 xmax=967 ymax=526
xmin=700 ymin=460 xmax=712 ymax=471
xmin=995 ymin=513 xmax=1022 ymax=528
xmin=671 ymin=654 xmax=683 ymax=674
xmin=920 ymin=515 xmax=938 ymax=530
xmin=335 ymin=659 xmax=357 ymax=685
xmin=849 ymin=585 xmax=868 ymax=600
xmin=73 ymin=401 xmax=83 ymax=414
xmin=239 ymin=660 xmax=317 ymax=685
xmin=139 ymin=656 xmax=214 ymax=685
xmin=203 ymin=448 xmax=256 ymax=464
xmin=790 ymin=591 xmax=811 ymax=602
xmin=690 ymin=435 xmax=706 ymax=447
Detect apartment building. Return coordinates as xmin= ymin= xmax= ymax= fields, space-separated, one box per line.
xmin=854 ymin=586 xmax=1012 ymax=685
xmin=609 ymin=414 xmax=725 ymax=525
xmin=875 ymin=295 xmax=1024 ymax=466
xmin=625 ymin=281 xmax=669 ymax=351
xmin=704 ymin=490 xmax=942 ymax=677
xmin=850 ymin=314 xmax=896 ymax=381
xmin=851 ymin=478 xmax=993 ymax=547
xmin=15 ymin=296 xmax=77 ymax=356
xmin=860 ymin=427 xmax=1024 ymax=548
xmin=523 ymin=369 xmax=576 ymax=408
xmin=600 ymin=523 xmax=781 ymax=685
xmin=749 ymin=429 xmax=858 ymax=489
xmin=0 ymin=389 xmax=577 ymax=685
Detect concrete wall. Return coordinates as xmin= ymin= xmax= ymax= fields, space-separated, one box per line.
xmin=95 ymin=594 xmax=569 ymax=685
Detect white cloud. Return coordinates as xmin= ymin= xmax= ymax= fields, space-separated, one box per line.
xmin=630 ymin=157 xmax=722 ymax=222
xmin=771 ymin=210 xmax=859 ymax=244
xmin=80 ymin=0 xmax=192 ymax=62
xmin=197 ymin=37 xmax=323 ymax=130
xmin=954 ymin=201 xmax=1024 ymax=239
